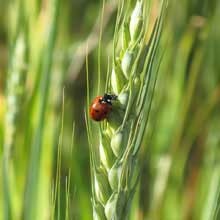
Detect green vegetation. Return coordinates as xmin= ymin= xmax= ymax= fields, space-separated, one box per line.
xmin=0 ymin=0 xmax=220 ymax=220
xmin=87 ymin=1 xmax=166 ymax=219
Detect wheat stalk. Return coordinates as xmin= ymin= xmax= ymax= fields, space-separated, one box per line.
xmin=3 ymin=4 xmax=29 ymax=217
xmin=87 ymin=0 xmax=167 ymax=219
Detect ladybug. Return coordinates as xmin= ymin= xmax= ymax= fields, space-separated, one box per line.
xmin=90 ymin=94 xmax=117 ymax=121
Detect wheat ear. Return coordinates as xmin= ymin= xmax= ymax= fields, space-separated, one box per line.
xmin=87 ymin=1 xmax=167 ymax=219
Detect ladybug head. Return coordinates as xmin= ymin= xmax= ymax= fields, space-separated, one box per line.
xmin=101 ymin=93 xmax=117 ymax=105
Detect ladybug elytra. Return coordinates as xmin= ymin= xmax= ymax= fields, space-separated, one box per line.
xmin=89 ymin=94 xmax=117 ymax=121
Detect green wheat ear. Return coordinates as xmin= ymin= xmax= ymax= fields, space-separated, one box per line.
xmin=87 ymin=0 xmax=167 ymax=219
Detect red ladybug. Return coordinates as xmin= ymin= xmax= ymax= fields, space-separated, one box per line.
xmin=90 ymin=94 xmax=117 ymax=121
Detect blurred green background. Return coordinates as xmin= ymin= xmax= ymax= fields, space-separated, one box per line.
xmin=0 ymin=0 xmax=220 ymax=220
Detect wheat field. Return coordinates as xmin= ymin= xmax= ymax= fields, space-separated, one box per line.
xmin=0 ymin=0 xmax=220 ymax=220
